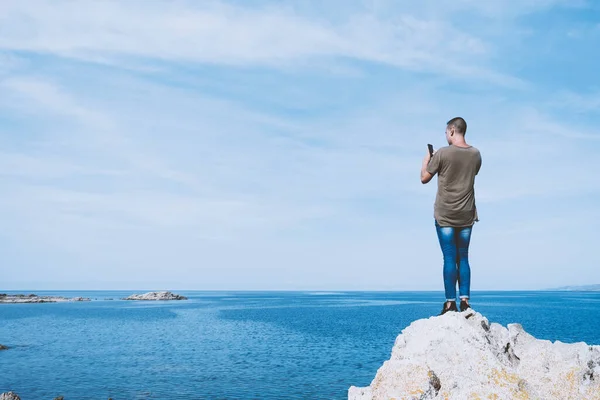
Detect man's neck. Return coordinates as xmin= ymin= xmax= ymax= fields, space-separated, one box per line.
xmin=452 ymin=138 xmax=469 ymax=148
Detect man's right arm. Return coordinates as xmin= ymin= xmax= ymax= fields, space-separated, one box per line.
xmin=421 ymin=155 xmax=434 ymax=184
xmin=422 ymin=148 xmax=441 ymax=183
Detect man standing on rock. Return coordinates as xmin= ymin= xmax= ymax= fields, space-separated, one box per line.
xmin=420 ymin=117 xmax=482 ymax=315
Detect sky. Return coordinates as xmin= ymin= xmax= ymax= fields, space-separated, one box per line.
xmin=1 ymin=0 xmax=599 ymax=291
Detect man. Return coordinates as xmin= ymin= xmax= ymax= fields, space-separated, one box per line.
xmin=420 ymin=117 xmax=482 ymax=315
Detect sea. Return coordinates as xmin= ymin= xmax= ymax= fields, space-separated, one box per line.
xmin=1 ymin=290 xmax=599 ymax=400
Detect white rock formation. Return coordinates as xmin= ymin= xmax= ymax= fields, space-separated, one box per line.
xmin=0 ymin=392 xmax=21 ymax=400
xmin=123 ymin=291 xmax=188 ymax=301
xmin=0 ymin=294 xmax=91 ymax=303
xmin=349 ymin=310 xmax=600 ymax=400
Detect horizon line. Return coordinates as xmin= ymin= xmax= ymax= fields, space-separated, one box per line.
xmin=2 ymin=288 xmax=595 ymax=292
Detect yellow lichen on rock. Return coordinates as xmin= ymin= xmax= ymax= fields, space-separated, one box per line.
xmin=489 ymin=368 xmax=521 ymax=387
xmin=564 ymin=368 xmax=578 ymax=395
xmin=582 ymin=386 xmax=600 ymax=400
xmin=511 ymin=388 xmax=530 ymax=400
xmin=545 ymin=368 xmax=588 ymax=399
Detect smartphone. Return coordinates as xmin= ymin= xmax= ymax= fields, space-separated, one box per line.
xmin=427 ymin=144 xmax=434 ymax=158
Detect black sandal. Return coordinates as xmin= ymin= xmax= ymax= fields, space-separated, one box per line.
xmin=460 ymin=299 xmax=471 ymax=312
xmin=440 ymin=300 xmax=458 ymax=315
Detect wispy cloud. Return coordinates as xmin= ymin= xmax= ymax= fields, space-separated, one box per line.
xmin=0 ymin=0 xmax=527 ymax=86
xmin=3 ymin=77 xmax=113 ymax=128
xmin=549 ymin=91 xmax=600 ymax=114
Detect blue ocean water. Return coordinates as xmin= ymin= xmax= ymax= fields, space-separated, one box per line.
xmin=1 ymin=290 xmax=599 ymax=399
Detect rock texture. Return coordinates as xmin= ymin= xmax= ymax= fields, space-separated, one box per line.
xmin=0 ymin=392 xmax=21 ymax=400
xmin=349 ymin=310 xmax=600 ymax=400
xmin=0 ymin=294 xmax=91 ymax=303
xmin=123 ymin=291 xmax=187 ymax=301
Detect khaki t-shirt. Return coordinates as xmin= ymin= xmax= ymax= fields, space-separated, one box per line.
xmin=426 ymin=145 xmax=482 ymax=227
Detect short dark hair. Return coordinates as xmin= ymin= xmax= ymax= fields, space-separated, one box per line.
xmin=447 ymin=117 xmax=467 ymax=135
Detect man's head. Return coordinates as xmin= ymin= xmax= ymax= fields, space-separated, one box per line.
xmin=445 ymin=117 xmax=467 ymax=144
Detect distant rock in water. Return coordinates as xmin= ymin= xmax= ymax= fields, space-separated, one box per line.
xmin=349 ymin=310 xmax=600 ymax=400
xmin=0 ymin=294 xmax=91 ymax=304
xmin=551 ymin=284 xmax=600 ymax=291
xmin=0 ymin=392 xmax=121 ymax=400
xmin=123 ymin=291 xmax=188 ymax=301
xmin=0 ymin=392 xmax=21 ymax=400
xmin=0 ymin=344 xmax=8 ymax=350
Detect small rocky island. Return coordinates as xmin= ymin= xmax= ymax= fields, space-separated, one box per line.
xmin=0 ymin=394 xmax=97 ymax=400
xmin=552 ymin=284 xmax=600 ymax=291
xmin=0 ymin=393 xmax=20 ymax=400
xmin=349 ymin=310 xmax=600 ymax=399
xmin=0 ymin=294 xmax=91 ymax=304
xmin=123 ymin=291 xmax=187 ymax=301
xmin=0 ymin=344 xmax=8 ymax=350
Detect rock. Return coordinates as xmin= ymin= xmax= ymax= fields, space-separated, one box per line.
xmin=552 ymin=284 xmax=600 ymax=291
xmin=123 ymin=291 xmax=188 ymax=301
xmin=348 ymin=310 xmax=600 ymax=400
xmin=0 ymin=344 xmax=8 ymax=350
xmin=0 ymin=392 xmax=21 ymax=400
xmin=0 ymin=294 xmax=91 ymax=303
xmin=54 ymin=396 xmax=64 ymax=400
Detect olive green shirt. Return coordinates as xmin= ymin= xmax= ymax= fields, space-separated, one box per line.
xmin=426 ymin=145 xmax=482 ymax=227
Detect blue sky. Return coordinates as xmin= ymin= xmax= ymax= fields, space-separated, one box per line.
xmin=1 ymin=0 xmax=599 ymax=290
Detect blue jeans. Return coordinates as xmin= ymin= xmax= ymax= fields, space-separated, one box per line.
xmin=435 ymin=221 xmax=472 ymax=301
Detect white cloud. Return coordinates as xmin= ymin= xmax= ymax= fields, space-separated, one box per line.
xmin=439 ymin=0 xmax=583 ymax=17
xmin=0 ymin=152 xmax=107 ymax=179
xmin=2 ymin=77 xmax=114 ymax=128
xmin=0 ymin=0 xmax=525 ymax=85
xmin=549 ymin=91 xmax=600 ymax=114
xmin=0 ymin=51 xmax=23 ymax=74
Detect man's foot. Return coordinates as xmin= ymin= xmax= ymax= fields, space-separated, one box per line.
xmin=440 ymin=301 xmax=458 ymax=315
xmin=460 ymin=299 xmax=471 ymax=312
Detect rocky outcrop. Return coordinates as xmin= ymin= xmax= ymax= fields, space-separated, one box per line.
xmin=349 ymin=310 xmax=600 ymax=400
xmin=0 ymin=392 xmax=21 ymax=400
xmin=553 ymin=284 xmax=600 ymax=291
xmin=0 ymin=294 xmax=91 ymax=303
xmin=123 ymin=291 xmax=187 ymax=301
xmin=0 ymin=393 xmax=119 ymax=400
xmin=0 ymin=344 xmax=8 ymax=350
